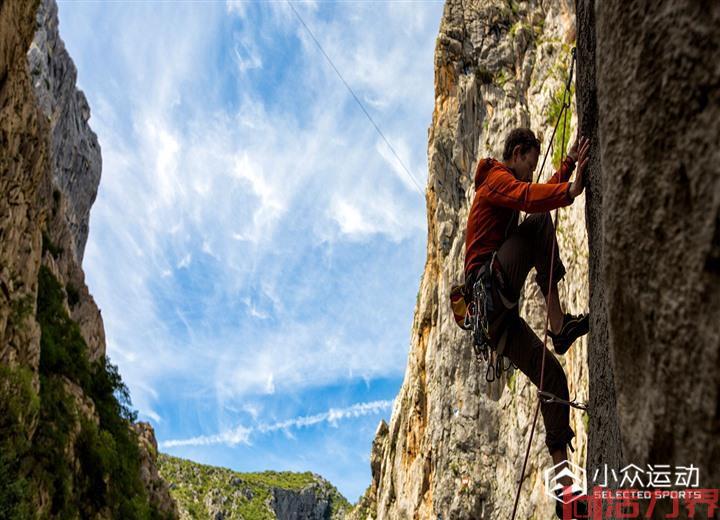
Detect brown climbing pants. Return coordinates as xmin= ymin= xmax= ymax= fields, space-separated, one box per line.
xmin=468 ymin=212 xmax=576 ymax=454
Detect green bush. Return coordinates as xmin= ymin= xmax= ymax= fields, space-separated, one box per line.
xmin=37 ymin=265 xmax=91 ymax=388
xmin=31 ymin=266 xmax=165 ymax=519
xmin=31 ymin=375 xmax=77 ymax=518
xmin=0 ymin=364 xmax=39 ymax=518
xmin=546 ymin=85 xmax=574 ymax=169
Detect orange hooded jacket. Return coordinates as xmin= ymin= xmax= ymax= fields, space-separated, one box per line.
xmin=464 ymin=156 xmax=576 ymax=278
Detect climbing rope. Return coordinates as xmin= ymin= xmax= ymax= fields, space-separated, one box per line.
xmin=509 ymin=48 xmax=583 ymax=520
xmin=534 ymin=49 xmax=576 ymax=185
xmin=285 ymin=0 xmax=425 ymax=197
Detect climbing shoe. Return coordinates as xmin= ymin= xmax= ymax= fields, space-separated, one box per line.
xmin=548 ymin=313 xmax=589 ymax=355
xmin=554 ymin=487 xmax=588 ymax=519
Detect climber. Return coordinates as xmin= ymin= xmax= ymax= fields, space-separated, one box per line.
xmin=463 ymin=127 xmax=591 ymax=516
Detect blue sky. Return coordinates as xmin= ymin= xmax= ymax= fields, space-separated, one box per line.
xmin=57 ymin=0 xmax=444 ymax=501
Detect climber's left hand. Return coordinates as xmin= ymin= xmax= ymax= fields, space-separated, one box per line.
xmin=569 ymin=136 xmax=590 ymax=198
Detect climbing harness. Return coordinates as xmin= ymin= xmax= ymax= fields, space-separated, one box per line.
xmin=509 ymin=47 xmax=589 ymax=520
xmin=466 ymin=258 xmax=494 ymax=361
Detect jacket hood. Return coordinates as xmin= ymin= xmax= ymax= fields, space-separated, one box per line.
xmin=474 ymin=157 xmax=501 ymax=190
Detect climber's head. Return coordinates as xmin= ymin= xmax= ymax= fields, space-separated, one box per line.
xmin=503 ymin=127 xmax=540 ymax=182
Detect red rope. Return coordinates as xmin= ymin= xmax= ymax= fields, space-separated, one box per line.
xmin=509 ymin=52 xmax=574 ymax=519
xmin=509 ymin=214 xmax=559 ymax=520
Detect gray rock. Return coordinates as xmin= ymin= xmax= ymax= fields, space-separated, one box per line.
xmin=27 ymin=0 xmax=101 ymax=263
xmin=271 ymin=485 xmax=332 ymax=520
xmin=579 ymin=0 xmax=720 ymax=500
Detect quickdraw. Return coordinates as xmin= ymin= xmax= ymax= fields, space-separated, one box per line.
xmin=465 ymin=253 xmax=516 ymax=383
xmin=538 ymin=390 xmax=588 ymax=411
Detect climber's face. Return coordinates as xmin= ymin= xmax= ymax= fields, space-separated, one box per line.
xmin=513 ymin=147 xmax=540 ymax=182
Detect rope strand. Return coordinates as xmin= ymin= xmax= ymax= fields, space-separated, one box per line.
xmin=286 ymin=0 xmax=425 ymax=197
xmin=510 ymin=48 xmax=576 ymax=520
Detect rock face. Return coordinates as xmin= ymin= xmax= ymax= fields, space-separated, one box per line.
xmin=26 ymin=0 xmax=101 ymax=263
xmin=578 ymin=0 xmax=720 ymax=507
xmin=271 ymin=486 xmax=333 ymax=519
xmin=0 ymin=0 xmax=176 ymax=517
xmin=353 ymin=1 xmax=588 ymax=518
xmin=0 ymin=0 xmax=49 ymax=378
xmin=134 ymin=422 xmax=182 ymax=517
xmin=354 ymin=1 xmax=720 ymax=518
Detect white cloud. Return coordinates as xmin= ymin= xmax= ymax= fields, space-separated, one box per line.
xmin=142 ymin=117 xmax=181 ymax=207
xmin=231 ymin=152 xmax=286 ymax=243
xmin=177 ymin=253 xmax=192 ymax=268
xmin=211 ymin=321 xmax=409 ymax=404
xmin=329 ymin=198 xmax=375 ymax=236
xmin=225 ymin=0 xmax=248 ymax=18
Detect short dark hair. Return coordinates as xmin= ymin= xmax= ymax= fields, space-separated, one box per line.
xmin=502 ymin=128 xmax=540 ymax=161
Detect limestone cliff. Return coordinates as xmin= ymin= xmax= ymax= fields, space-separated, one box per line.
xmin=352 ymin=1 xmax=588 ymax=518
xmin=27 ymin=0 xmax=101 ymax=264
xmin=353 ymin=1 xmax=720 ymax=519
xmin=0 ymin=0 xmax=176 ymax=517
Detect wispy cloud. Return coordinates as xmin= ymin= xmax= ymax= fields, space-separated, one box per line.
xmin=161 ymin=399 xmax=394 ymax=448
xmin=70 ymin=0 xmax=435 ymax=409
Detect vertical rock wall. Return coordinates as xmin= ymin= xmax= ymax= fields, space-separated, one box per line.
xmin=354 ymin=1 xmax=591 ymax=518
xmin=0 ymin=0 xmax=49 ymax=375
xmin=579 ymin=0 xmax=720 ymax=510
xmin=575 ymin=0 xmax=624 ymax=490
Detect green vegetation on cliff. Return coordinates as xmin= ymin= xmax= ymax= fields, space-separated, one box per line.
xmin=546 ymin=83 xmax=575 ymax=169
xmin=545 ymin=49 xmax=576 ymax=170
xmin=158 ymin=453 xmax=351 ymax=519
xmin=0 ymin=266 xmax=170 ymax=519
xmin=0 ymin=364 xmax=39 ymax=519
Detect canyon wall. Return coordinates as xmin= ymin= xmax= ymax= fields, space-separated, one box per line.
xmin=0 ymin=0 xmax=176 ymax=516
xmin=353 ymin=1 xmax=588 ymax=518
xmin=354 ymin=0 xmax=720 ymax=518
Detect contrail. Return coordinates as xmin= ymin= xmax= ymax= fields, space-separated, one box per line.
xmin=161 ymin=399 xmax=394 ymax=448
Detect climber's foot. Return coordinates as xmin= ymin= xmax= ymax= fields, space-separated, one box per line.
xmin=548 ymin=313 xmax=589 ymax=355
xmin=554 ymin=487 xmax=588 ymax=519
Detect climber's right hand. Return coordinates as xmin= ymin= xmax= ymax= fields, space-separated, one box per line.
xmin=569 ymin=136 xmax=590 ymax=199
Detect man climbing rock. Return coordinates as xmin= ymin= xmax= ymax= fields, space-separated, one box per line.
xmin=463 ymin=127 xmax=590 ymax=518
